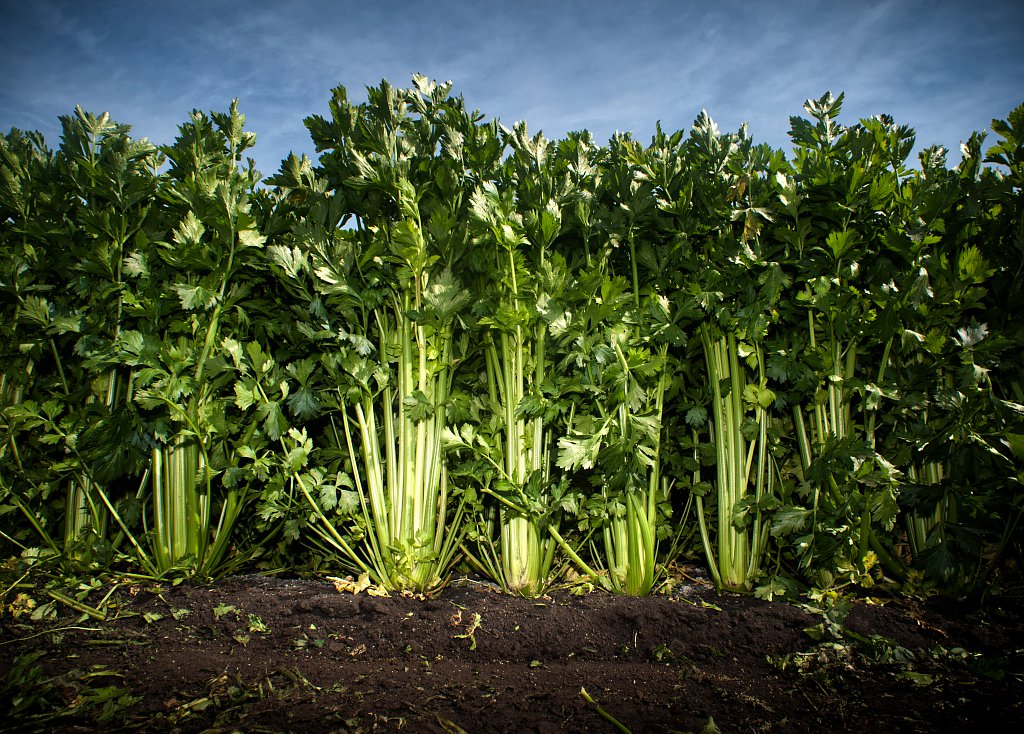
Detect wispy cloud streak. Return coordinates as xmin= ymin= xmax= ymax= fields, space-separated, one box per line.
xmin=2 ymin=0 xmax=1020 ymax=175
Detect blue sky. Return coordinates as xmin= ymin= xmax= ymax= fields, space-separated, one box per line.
xmin=2 ymin=0 xmax=1022 ymax=179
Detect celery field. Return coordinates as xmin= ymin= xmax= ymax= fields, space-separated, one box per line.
xmin=1 ymin=78 xmax=1023 ymax=732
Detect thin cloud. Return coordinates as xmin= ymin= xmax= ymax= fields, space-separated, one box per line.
xmin=2 ymin=0 xmax=1020 ymax=175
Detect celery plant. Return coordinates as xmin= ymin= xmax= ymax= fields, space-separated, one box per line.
xmin=114 ymin=101 xmax=262 ymax=576
xmin=0 ymin=112 xmax=161 ymax=570
xmin=291 ymin=77 xmax=497 ymax=591
xmin=554 ymin=269 xmax=671 ymax=595
xmin=2 ymin=80 xmax=1023 ymax=597
xmin=671 ymin=111 xmax=786 ymax=593
xmin=0 ymin=128 xmax=68 ymax=559
xmin=772 ymin=96 xmax=916 ymax=586
xmin=58 ymin=108 xmax=161 ymax=561
xmin=885 ymin=124 xmax=1024 ymax=590
xmin=461 ymin=146 xmax=572 ymax=595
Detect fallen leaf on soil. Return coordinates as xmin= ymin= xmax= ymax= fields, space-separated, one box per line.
xmin=327 ymin=572 xmax=390 ymax=597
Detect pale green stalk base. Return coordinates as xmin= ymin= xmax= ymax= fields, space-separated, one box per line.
xmin=696 ymin=326 xmax=770 ymax=592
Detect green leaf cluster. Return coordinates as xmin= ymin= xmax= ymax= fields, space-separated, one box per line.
xmin=3 ymin=82 xmax=1022 ymax=602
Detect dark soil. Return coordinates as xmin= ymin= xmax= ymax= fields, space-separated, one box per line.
xmin=1 ymin=569 xmax=1022 ymax=733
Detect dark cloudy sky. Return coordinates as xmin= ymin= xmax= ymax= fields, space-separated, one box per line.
xmin=2 ymin=0 xmax=1021 ymax=178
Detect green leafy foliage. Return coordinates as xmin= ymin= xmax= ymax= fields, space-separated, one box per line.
xmin=2 ymin=80 xmax=1021 ymax=602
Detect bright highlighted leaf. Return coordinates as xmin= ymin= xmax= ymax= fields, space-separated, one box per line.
xmin=771 ymin=506 xmax=813 ymax=537
xmin=175 ymin=283 xmax=218 ymax=311
xmin=233 ymin=380 xmax=257 ymax=410
xmin=269 ymin=244 xmax=305 ymax=277
xmin=958 ymin=245 xmax=993 ymax=284
xmin=237 ymin=227 xmax=266 ymax=248
xmin=557 ymin=422 xmax=609 ymax=471
xmin=954 ymin=321 xmax=988 ymax=348
xmin=319 ymin=483 xmax=337 ymax=511
xmin=338 ymin=489 xmax=360 ymax=515
xmin=173 ymin=210 xmax=205 ymax=247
